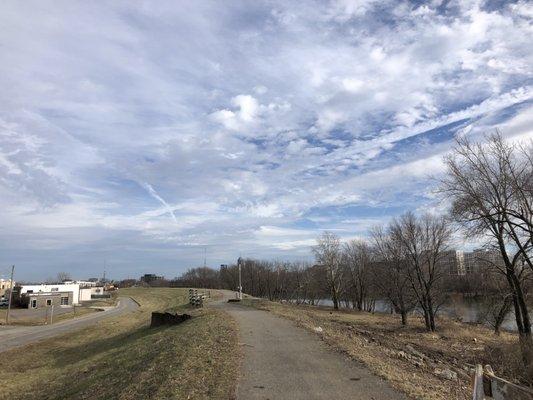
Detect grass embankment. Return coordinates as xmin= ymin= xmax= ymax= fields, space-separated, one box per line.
xmin=242 ymin=298 xmax=520 ymax=400
xmin=1 ymin=288 xmax=239 ymax=400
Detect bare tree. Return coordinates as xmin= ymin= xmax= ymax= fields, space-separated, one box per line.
xmin=390 ymin=212 xmax=452 ymax=331
xmin=371 ymin=225 xmax=417 ymax=325
xmin=441 ymin=133 xmax=532 ymax=342
xmin=476 ymin=268 xmax=514 ymax=335
xmin=441 ymin=133 xmax=533 ymax=377
xmin=57 ymin=271 xmax=72 ymax=282
xmin=342 ymin=239 xmax=373 ymax=311
xmin=313 ymin=232 xmax=343 ymax=310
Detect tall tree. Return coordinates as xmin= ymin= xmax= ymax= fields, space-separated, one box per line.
xmin=441 ymin=133 xmax=532 ymax=339
xmin=57 ymin=271 xmax=72 ymax=282
xmin=342 ymin=239 xmax=373 ymax=311
xmin=371 ymin=225 xmax=416 ymax=325
xmin=441 ymin=132 xmax=533 ymax=372
xmin=390 ymin=212 xmax=452 ymax=331
xmin=313 ymin=232 xmax=343 ymax=310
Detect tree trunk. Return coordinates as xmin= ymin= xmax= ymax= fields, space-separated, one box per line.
xmin=332 ymin=293 xmax=339 ymax=310
xmin=420 ymin=295 xmax=432 ymax=331
xmin=422 ymin=308 xmax=431 ymax=331
xmin=429 ymin=311 xmax=436 ymax=332
xmin=511 ymin=273 xmax=531 ymax=336
xmin=427 ymin=296 xmax=436 ymax=332
xmin=493 ymin=297 xmax=512 ymax=335
xmin=401 ymin=310 xmax=408 ymax=326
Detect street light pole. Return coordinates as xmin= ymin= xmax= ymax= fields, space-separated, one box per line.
xmin=237 ymin=257 xmax=243 ymax=300
xmin=5 ymin=265 xmax=14 ymax=325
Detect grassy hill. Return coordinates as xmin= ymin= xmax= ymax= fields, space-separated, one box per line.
xmin=1 ymin=288 xmax=239 ymax=400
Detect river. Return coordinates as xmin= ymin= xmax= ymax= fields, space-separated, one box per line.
xmin=312 ymin=297 xmax=520 ymax=332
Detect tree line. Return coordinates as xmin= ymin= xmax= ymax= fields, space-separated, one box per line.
xmin=129 ymin=133 xmax=532 ymax=375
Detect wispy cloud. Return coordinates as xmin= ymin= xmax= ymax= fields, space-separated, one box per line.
xmin=142 ymin=183 xmax=178 ymax=224
xmin=0 ymin=0 xmax=531 ymax=280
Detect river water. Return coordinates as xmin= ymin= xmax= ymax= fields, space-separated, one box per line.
xmin=313 ymin=298 xmax=519 ymax=332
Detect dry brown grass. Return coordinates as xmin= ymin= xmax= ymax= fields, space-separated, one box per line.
xmin=242 ymin=298 xmax=521 ymax=400
xmin=1 ymin=288 xmax=239 ymax=400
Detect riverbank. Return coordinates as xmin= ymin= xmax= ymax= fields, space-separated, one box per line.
xmin=242 ymin=298 xmax=524 ymax=400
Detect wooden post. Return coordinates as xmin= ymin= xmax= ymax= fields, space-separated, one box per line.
xmin=472 ymin=364 xmax=533 ymax=400
xmin=472 ymin=364 xmax=485 ymax=400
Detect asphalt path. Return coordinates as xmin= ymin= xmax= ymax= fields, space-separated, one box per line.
xmin=0 ymin=297 xmax=139 ymax=353
xmin=215 ymin=291 xmax=406 ymax=400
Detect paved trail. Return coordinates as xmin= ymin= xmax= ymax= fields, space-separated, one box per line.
xmin=0 ymin=297 xmax=138 ymax=353
xmin=216 ymin=292 xmax=406 ymax=400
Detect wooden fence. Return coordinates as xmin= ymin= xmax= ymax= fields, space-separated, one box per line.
xmin=473 ymin=364 xmax=533 ymax=400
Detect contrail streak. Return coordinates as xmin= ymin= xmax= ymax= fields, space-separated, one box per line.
xmin=143 ymin=183 xmax=178 ymax=224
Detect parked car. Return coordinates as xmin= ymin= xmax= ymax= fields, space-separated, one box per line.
xmin=0 ymin=298 xmax=9 ymax=307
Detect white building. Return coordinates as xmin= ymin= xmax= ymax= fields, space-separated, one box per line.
xmin=0 ymin=278 xmax=15 ymax=298
xmin=64 ymin=280 xmax=99 ymax=287
xmin=79 ymin=286 xmax=106 ymax=301
xmin=79 ymin=287 xmax=92 ymax=302
xmin=19 ymin=283 xmax=81 ymax=305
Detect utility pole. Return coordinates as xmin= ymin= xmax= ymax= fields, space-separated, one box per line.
xmin=203 ymin=247 xmax=207 ymax=268
xmin=5 ymin=265 xmax=14 ymax=325
xmin=237 ymin=257 xmax=243 ymax=300
xmin=103 ymin=258 xmax=107 ymax=284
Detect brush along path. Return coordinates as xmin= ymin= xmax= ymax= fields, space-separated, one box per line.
xmin=216 ymin=291 xmax=406 ymax=400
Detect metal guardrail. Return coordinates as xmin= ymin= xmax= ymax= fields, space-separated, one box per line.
xmin=473 ymin=364 xmax=533 ymax=400
xmin=188 ymin=289 xmax=210 ymax=307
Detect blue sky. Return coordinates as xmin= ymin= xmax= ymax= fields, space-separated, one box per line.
xmin=0 ymin=0 xmax=532 ymax=281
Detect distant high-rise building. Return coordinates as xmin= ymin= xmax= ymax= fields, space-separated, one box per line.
xmin=439 ymin=250 xmax=466 ymax=276
xmin=140 ymin=273 xmax=164 ymax=283
xmin=442 ymin=249 xmax=504 ymax=276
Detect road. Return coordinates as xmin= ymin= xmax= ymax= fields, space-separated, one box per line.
xmin=1 ymin=303 xmax=82 ymax=322
xmin=215 ymin=291 xmax=406 ymax=400
xmin=0 ymin=297 xmax=139 ymax=353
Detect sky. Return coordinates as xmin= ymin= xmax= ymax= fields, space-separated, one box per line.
xmin=0 ymin=0 xmax=532 ymax=281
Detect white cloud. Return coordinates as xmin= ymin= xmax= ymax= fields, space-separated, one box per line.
xmin=0 ymin=0 xmax=531 ymax=280
xmin=211 ymin=94 xmax=260 ymax=131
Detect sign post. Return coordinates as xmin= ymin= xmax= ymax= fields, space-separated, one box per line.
xmin=237 ymin=257 xmax=243 ymax=300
